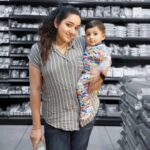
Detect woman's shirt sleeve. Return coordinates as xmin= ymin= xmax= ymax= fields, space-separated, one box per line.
xmin=80 ymin=36 xmax=86 ymax=52
xmin=28 ymin=43 xmax=41 ymax=70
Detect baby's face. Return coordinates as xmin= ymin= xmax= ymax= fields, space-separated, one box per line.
xmin=85 ymin=26 xmax=105 ymax=46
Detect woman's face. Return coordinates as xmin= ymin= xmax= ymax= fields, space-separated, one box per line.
xmin=55 ymin=14 xmax=81 ymax=44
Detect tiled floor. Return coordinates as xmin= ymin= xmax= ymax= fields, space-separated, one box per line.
xmin=0 ymin=125 xmax=122 ymax=150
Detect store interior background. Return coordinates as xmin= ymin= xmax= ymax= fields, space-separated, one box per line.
xmin=0 ymin=0 xmax=150 ymax=149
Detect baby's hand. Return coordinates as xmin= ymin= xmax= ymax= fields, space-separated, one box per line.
xmin=93 ymin=49 xmax=105 ymax=61
xmin=99 ymin=55 xmax=105 ymax=61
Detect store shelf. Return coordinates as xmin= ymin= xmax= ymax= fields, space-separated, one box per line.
xmin=10 ymin=28 xmax=38 ymax=32
xmin=68 ymin=1 xmax=150 ymax=7
xmin=9 ymin=0 xmax=67 ymax=4
xmin=98 ymin=95 xmax=121 ymax=101
xmin=10 ymin=41 xmax=35 ymax=45
xmin=9 ymin=54 xmax=28 ymax=57
xmin=7 ymin=0 xmax=150 ymax=6
xmin=105 ymin=37 xmax=150 ymax=42
xmin=95 ymin=116 xmax=122 ymax=126
xmin=0 ymin=68 xmax=9 ymax=70
xmin=10 ymin=66 xmax=29 ymax=69
xmin=112 ymin=55 xmax=150 ymax=60
xmin=0 ymin=41 xmax=9 ymax=45
xmin=0 ymin=79 xmax=9 ymax=83
xmin=9 ymin=94 xmax=29 ymax=99
xmin=83 ymin=17 xmax=150 ymax=23
xmin=0 ymin=94 xmax=29 ymax=99
xmin=9 ymin=15 xmax=46 ymax=20
xmin=0 ymin=55 xmax=9 ymax=57
xmin=0 ymin=95 xmax=9 ymax=99
xmin=0 ymin=0 xmax=9 ymax=4
xmin=0 ymin=78 xmax=29 ymax=83
xmin=0 ymin=116 xmax=32 ymax=125
xmin=0 ymin=29 xmax=9 ymax=32
xmin=0 ymin=16 xmax=9 ymax=19
xmin=105 ymin=77 xmax=120 ymax=82
xmin=9 ymin=78 xmax=29 ymax=83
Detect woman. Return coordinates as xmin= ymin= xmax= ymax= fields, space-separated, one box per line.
xmin=29 ymin=5 xmax=104 ymax=150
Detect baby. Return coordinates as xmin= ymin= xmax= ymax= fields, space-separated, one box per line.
xmin=77 ymin=20 xmax=111 ymax=122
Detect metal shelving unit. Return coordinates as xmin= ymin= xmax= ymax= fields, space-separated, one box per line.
xmin=105 ymin=37 xmax=150 ymax=42
xmin=95 ymin=116 xmax=122 ymax=126
xmin=9 ymin=54 xmax=28 ymax=57
xmin=9 ymin=15 xmax=46 ymax=20
xmin=82 ymin=17 xmax=150 ymax=23
xmin=68 ymin=1 xmax=150 ymax=7
xmin=10 ymin=66 xmax=29 ymax=69
xmin=9 ymin=78 xmax=29 ymax=82
xmin=98 ymin=96 xmax=121 ymax=101
xmin=112 ymin=55 xmax=150 ymax=60
xmin=9 ymin=28 xmax=38 ymax=32
xmin=10 ymin=41 xmax=36 ymax=45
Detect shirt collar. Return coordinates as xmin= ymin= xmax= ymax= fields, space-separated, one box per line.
xmin=52 ymin=41 xmax=75 ymax=52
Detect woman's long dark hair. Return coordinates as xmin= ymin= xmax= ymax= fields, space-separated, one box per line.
xmin=39 ymin=5 xmax=81 ymax=64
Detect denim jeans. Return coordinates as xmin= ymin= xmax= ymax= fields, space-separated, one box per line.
xmin=44 ymin=120 xmax=95 ymax=150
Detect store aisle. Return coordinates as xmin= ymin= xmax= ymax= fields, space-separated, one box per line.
xmin=0 ymin=125 xmax=122 ymax=150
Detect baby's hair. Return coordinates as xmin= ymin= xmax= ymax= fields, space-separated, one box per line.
xmin=85 ymin=20 xmax=105 ymax=34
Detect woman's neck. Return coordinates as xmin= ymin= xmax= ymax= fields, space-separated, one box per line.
xmin=54 ymin=40 xmax=69 ymax=54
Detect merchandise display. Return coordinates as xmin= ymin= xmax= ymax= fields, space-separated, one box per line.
xmin=0 ymin=5 xmax=13 ymax=17
xmin=11 ymin=21 xmax=41 ymax=29
xmin=110 ymin=44 xmax=150 ymax=56
xmin=0 ymin=84 xmax=9 ymax=95
xmin=10 ymin=70 xmax=28 ymax=78
xmin=0 ymin=22 xmax=9 ymax=31
xmin=98 ymin=83 xmax=123 ymax=96
xmin=0 ymin=71 xmax=9 ymax=79
xmin=10 ymin=34 xmax=39 ymax=42
xmin=0 ymin=32 xmax=9 ymax=44
xmin=13 ymin=5 xmax=48 ymax=16
xmin=0 ymin=85 xmax=29 ymax=95
xmin=118 ymin=77 xmax=150 ymax=150
xmin=10 ymin=46 xmax=30 ymax=54
xmin=0 ymin=102 xmax=31 ymax=116
xmin=97 ymin=103 xmax=121 ymax=117
xmin=107 ymin=65 xmax=150 ymax=78
xmin=0 ymin=46 xmax=9 ymax=56
xmin=0 ymin=58 xmax=11 ymax=69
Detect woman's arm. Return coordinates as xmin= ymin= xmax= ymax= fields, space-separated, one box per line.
xmin=29 ymin=62 xmax=44 ymax=150
xmin=29 ymin=62 xmax=42 ymax=129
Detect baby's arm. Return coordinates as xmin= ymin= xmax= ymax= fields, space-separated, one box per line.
xmin=97 ymin=45 xmax=112 ymax=76
xmin=82 ymin=46 xmax=101 ymax=65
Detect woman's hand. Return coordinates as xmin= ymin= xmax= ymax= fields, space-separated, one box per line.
xmin=102 ymin=66 xmax=110 ymax=77
xmin=30 ymin=128 xmax=45 ymax=150
xmin=88 ymin=69 xmax=103 ymax=94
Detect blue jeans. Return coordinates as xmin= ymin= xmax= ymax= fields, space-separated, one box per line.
xmin=44 ymin=120 xmax=95 ymax=150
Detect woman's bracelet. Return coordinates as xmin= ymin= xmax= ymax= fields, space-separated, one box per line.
xmin=32 ymin=127 xmax=41 ymax=130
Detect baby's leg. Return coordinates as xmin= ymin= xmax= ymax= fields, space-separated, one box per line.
xmin=77 ymin=72 xmax=94 ymax=121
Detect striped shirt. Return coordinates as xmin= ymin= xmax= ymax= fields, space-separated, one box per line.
xmin=28 ymin=37 xmax=99 ymax=131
